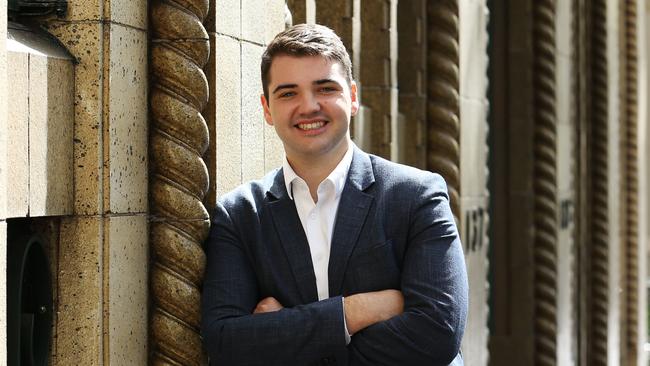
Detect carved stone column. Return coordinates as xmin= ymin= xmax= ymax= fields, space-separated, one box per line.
xmin=588 ymin=1 xmax=609 ymax=365
xmin=623 ymin=1 xmax=639 ymax=364
xmin=532 ymin=2 xmax=558 ymax=365
xmin=149 ymin=0 xmax=210 ymax=365
xmin=426 ymin=1 xmax=459 ymax=221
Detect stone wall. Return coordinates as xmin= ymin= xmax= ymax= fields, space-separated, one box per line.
xmin=205 ymin=0 xmax=286 ymax=204
xmin=458 ymin=1 xmax=490 ymax=364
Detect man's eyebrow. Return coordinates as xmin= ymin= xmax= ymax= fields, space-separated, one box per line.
xmin=272 ymin=83 xmax=297 ymax=94
xmin=314 ymin=78 xmax=340 ymax=85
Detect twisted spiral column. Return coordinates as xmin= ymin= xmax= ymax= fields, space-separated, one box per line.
xmin=426 ymin=0 xmax=460 ymax=221
xmin=149 ymin=0 xmax=210 ymax=365
xmin=589 ymin=1 xmax=609 ymax=365
xmin=624 ymin=1 xmax=639 ymax=363
xmin=532 ymin=2 xmax=558 ymax=366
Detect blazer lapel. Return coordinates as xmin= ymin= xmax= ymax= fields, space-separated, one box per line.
xmin=267 ymin=170 xmax=319 ymax=304
xmin=328 ymin=147 xmax=375 ymax=296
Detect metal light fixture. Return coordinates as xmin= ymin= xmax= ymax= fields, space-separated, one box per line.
xmin=8 ymin=0 xmax=67 ymax=17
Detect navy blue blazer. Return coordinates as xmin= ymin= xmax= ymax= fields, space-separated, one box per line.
xmin=201 ymin=147 xmax=468 ymax=365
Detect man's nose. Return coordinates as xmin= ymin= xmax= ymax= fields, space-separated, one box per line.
xmin=297 ymin=92 xmax=321 ymax=115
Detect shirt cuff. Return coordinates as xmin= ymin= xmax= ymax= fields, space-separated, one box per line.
xmin=342 ymin=297 xmax=351 ymax=345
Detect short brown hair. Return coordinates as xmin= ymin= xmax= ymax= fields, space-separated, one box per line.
xmin=261 ymin=24 xmax=353 ymax=101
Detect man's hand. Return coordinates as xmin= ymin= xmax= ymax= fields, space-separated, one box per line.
xmin=344 ymin=289 xmax=404 ymax=335
xmin=254 ymin=297 xmax=284 ymax=314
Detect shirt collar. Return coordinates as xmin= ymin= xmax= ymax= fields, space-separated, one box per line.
xmin=283 ymin=144 xmax=354 ymax=200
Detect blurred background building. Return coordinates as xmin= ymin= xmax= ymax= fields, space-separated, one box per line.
xmin=0 ymin=0 xmax=649 ymax=365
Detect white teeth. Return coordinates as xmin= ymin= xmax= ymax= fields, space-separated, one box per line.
xmin=297 ymin=121 xmax=325 ymax=130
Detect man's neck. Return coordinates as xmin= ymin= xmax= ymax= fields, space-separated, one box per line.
xmin=286 ymin=141 xmax=350 ymax=201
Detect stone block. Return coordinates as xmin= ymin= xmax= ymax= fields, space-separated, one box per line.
xmin=213 ymin=34 xmax=242 ymax=198
xmin=555 ymin=0 xmax=572 ymax=57
xmin=242 ymin=0 xmax=266 ymax=44
xmin=63 ymin=0 xmax=102 ymax=21
xmin=264 ymin=122 xmax=285 ymax=172
xmin=29 ymin=55 xmax=75 ymax=217
xmin=460 ymin=97 xmax=489 ymax=199
xmin=397 ymin=95 xmax=426 ymax=168
xmin=7 ymin=51 xmax=29 ymax=218
xmin=241 ymin=43 xmax=266 ymax=182
xmin=316 ymin=0 xmax=354 ymax=48
xmin=106 ymin=25 xmax=148 ymax=214
xmin=557 ymin=123 xmax=573 ymax=193
xmin=108 ymin=0 xmax=147 ymax=30
xmin=556 ymin=54 xmax=571 ymax=127
xmin=56 ymin=217 xmax=103 ymax=365
xmin=46 ymin=22 xmax=104 ymax=215
xmin=208 ymin=0 xmax=241 ymax=36
xmin=265 ymin=0 xmax=287 ymax=43
xmin=361 ymin=88 xmax=392 ymax=158
xmin=287 ymin=0 xmax=307 ymax=24
xmin=459 ymin=0 xmax=489 ymax=100
xmin=0 ymin=1 xmax=6 ymax=220
xmin=106 ymin=215 xmax=148 ymax=365
xmin=360 ymin=0 xmax=391 ymax=87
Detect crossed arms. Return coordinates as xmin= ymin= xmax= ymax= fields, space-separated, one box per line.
xmin=201 ymin=174 xmax=468 ymax=365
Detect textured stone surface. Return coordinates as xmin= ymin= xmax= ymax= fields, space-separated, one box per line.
xmin=107 ymin=215 xmax=148 ymax=365
xmin=47 ymin=22 xmax=104 ymax=215
xmin=213 ymin=34 xmax=242 ymax=198
xmin=57 ymin=217 xmax=102 ymax=365
xmin=6 ymin=51 xmax=29 ymax=218
xmin=106 ymin=25 xmax=148 ymax=214
xmin=287 ymin=0 xmax=307 ymax=24
xmin=457 ymin=1 xmax=490 ymax=364
xmin=62 ymin=0 xmax=101 ymax=21
xmin=0 ymin=0 xmax=6 ymax=221
xmin=316 ymin=0 xmax=353 ymax=47
xmin=208 ymin=0 xmax=241 ymax=36
xmin=242 ymin=0 xmax=266 ymax=44
xmin=241 ymin=43 xmax=266 ymax=182
xmin=459 ymin=97 xmax=489 ymax=198
xmin=109 ymin=0 xmax=147 ymax=30
xmin=29 ymin=56 xmax=75 ymax=217
xmin=459 ymin=0 xmax=488 ymax=100
xmin=265 ymin=0 xmax=287 ymax=43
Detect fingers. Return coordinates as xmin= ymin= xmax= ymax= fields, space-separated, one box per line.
xmin=254 ymin=297 xmax=284 ymax=314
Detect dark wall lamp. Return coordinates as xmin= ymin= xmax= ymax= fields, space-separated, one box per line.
xmin=8 ymin=0 xmax=67 ymax=18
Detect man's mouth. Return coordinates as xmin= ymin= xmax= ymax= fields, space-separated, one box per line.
xmin=296 ymin=121 xmax=327 ymax=130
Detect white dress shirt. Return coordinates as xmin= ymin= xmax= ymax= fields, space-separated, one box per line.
xmin=283 ymin=146 xmax=353 ymax=300
xmin=283 ymin=145 xmax=354 ymax=342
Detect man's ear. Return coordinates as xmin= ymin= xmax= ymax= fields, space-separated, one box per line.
xmin=350 ymin=81 xmax=360 ymax=116
xmin=261 ymin=94 xmax=273 ymax=125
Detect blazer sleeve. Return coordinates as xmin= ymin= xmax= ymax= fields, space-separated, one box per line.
xmin=348 ymin=173 xmax=469 ymax=366
xmin=201 ymin=201 xmax=348 ymax=366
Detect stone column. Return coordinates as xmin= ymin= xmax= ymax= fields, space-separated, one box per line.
xmin=397 ymin=0 xmax=426 ymax=168
xmin=360 ymin=0 xmax=398 ymax=159
xmin=622 ymin=1 xmax=640 ymax=364
xmin=532 ymin=2 xmax=559 ymax=366
xmin=427 ymin=1 xmax=460 ymax=220
xmin=149 ymin=0 xmax=210 ymax=364
xmin=588 ymin=1 xmax=609 ymax=365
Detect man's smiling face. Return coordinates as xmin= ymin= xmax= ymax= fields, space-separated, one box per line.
xmin=261 ymin=55 xmax=359 ymax=163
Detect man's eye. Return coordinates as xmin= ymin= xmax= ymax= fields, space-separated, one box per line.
xmin=279 ymin=92 xmax=296 ymax=98
xmin=319 ymin=87 xmax=337 ymax=93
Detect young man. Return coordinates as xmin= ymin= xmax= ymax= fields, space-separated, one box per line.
xmin=201 ymin=24 xmax=468 ymax=365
